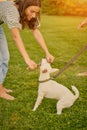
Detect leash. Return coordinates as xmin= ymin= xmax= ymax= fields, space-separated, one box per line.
xmin=53 ymin=44 xmax=87 ymax=79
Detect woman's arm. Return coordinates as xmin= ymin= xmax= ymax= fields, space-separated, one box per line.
xmin=78 ymin=18 xmax=87 ymax=29
xmin=31 ymin=28 xmax=54 ymax=63
xmin=10 ymin=28 xmax=37 ymax=70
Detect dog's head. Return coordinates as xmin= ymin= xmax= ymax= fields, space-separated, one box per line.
xmin=40 ymin=58 xmax=48 ymax=74
xmin=40 ymin=58 xmax=59 ymax=75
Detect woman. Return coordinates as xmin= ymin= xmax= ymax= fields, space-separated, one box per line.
xmin=77 ymin=18 xmax=87 ymax=77
xmin=0 ymin=0 xmax=54 ymax=100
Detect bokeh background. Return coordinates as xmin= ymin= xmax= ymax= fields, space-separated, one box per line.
xmin=41 ymin=0 xmax=87 ymax=16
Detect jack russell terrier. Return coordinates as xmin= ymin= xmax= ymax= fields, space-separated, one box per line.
xmin=33 ymin=58 xmax=79 ymax=115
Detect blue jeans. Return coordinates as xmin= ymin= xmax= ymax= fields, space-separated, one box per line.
xmin=0 ymin=26 xmax=10 ymax=84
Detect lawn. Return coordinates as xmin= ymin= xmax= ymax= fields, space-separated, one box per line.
xmin=0 ymin=15 xmax=87 ymax=130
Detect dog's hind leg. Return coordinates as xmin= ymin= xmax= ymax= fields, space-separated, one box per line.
xmin=56 ymin=100 xmax=63 ymax=115
xmin=32 ymin=93 xmax=44 ymax=111
xmin=57 ymin=97 xmax=74 ymax=115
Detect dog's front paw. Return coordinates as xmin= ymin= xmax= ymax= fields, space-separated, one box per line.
xmin=32 ymin=108 xmax=36 ymax=111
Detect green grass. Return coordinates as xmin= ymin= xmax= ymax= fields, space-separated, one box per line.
xmin=0 ymin=15 xmax=87 ymax=130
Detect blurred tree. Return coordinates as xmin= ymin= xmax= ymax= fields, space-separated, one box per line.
xmin=42 ymin=0 xmax=87 ymax=16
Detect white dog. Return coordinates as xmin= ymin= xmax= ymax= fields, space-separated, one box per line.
xmin=33 ymin=58 xmax=79 ymax=115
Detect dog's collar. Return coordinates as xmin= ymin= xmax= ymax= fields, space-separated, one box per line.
xmin=38 ymin=78 xmax=51 ymax=83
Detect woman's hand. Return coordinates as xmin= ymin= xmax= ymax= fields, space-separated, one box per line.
xmin=78 ymin=18 xmax=87 ymax=29
xmin=46 ymin=53 xmax=54 ymax=63
xmin=78 ymin=23 xmax=85 ymax=29
xmin=26 ymin=59 xmax=37 ymax=70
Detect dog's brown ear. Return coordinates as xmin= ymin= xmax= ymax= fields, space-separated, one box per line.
xmin=42 ymin=69 xmax=48 ymax=73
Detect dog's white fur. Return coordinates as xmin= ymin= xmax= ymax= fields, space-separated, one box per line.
xmin=33 ymin=58 xmax=79 ymax=114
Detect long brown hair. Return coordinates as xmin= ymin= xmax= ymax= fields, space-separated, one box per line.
xmin=14 ymin=0 xmax=41 ymax=29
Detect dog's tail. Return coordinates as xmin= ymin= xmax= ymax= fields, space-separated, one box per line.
xmin=71 ymin=86 xmax=79 ymax=99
